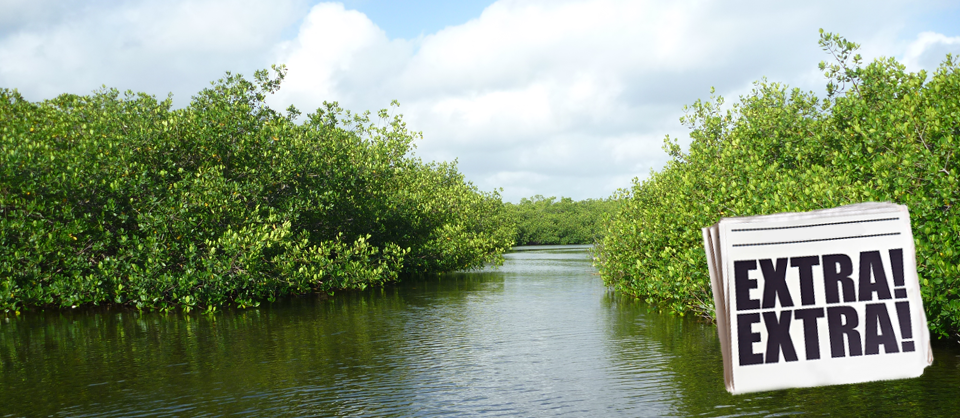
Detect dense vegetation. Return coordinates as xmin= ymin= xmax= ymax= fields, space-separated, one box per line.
xmin=506 ymin=195 xmax=616 ymax=245
xmin=595 ymin=31 xmax=960 ymax=339
xmin=0 ymin=66 xmax=515 ymax=313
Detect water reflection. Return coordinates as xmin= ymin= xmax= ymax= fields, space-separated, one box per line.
xmin=1 ymin=245 xmax=959 ymax=416
xmin=600 ymin=266 xmax=960 ymax=417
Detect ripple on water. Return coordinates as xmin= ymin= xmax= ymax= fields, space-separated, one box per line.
xmin=3 ymin=245 xmax=960 ymax=416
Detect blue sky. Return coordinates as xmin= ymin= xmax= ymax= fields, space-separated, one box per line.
xmin=2 ymin=0 xmax=960 ymax=202
xmin=340 ymin=0 xmax=497 ymax=40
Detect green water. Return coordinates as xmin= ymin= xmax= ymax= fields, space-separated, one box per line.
xmin=2 ymin=245 xmax=959 ymax=416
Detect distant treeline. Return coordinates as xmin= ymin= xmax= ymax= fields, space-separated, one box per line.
xmin=506 ymin=195 xmax=616 ymax=245
xmin=595 ymin=31 xmax=960 ymax=339
xmin=0 ymin=65 xmax=514 ymax=313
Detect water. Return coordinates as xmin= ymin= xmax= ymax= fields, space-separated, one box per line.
xmin=2 ymin=245 xmax=959 ymax=416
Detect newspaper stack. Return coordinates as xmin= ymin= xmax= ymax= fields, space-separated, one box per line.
xmin=702 ymin=202 xmax=933 ymax=394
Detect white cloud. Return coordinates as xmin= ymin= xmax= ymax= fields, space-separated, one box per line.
xmin=2 ymin=0 xmax=957 ymax=202
xmin=0 ymin=0 xmax=307 ymax=106
xmin=270 ymin=3 xmax=408 ymax=108
xmin=269 ymin=0 xmax=842 ymax=201
xmin=902 ymin=31 xmax=960 ymax=72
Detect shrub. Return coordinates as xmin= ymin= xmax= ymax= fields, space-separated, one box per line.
xmin=595 ymin=31 xmax=960 ymax=339
xmin=507 ymin=195 xmax=616 ymax=245
xmin=0 ymin=66 xmax=514 ymax=313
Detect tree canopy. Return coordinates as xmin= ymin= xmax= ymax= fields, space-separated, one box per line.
xmin=595 ymin=31 xmax=960 ymax=339
xmin=507 ymin=195 xmax=616 ymax=245
xmin=0 ymin=66 xmax=515 ymax=313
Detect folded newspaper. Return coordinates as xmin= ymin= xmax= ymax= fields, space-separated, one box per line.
xmin=702 ymin=202 xmax=933 ymax=394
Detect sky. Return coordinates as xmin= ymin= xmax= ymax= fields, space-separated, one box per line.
xmin=2 ymin=0 xmax=960 ymax=202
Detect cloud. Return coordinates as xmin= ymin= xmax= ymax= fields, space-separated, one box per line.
xmin=902 ymin=31 xmax=960 ymax=72
xmin=269 ymin=2 xmax=413 ymax=112
xmin=0 ymin=0 xmax=308 ymax=106
xmin=2 ymin=0 xmax=957 ymax=202
xmin=270 ymin=0 xmax=877 ymax=201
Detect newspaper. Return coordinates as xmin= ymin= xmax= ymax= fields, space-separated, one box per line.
xmin=702 ymin=202 xmax=933 ymax=394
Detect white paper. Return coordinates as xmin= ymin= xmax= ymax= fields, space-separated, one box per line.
xmin=703 ymin=203 xmax=933 ymax=394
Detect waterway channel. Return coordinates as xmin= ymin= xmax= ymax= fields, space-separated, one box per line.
xmin=2 ymin=245 xmax=959 ymax=416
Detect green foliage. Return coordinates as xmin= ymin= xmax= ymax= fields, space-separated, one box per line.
xmin=595 ymin=31 xmax=960 ymax=339
xmin=0 ymin=65 xmax=514 ymax=313
xmin=506 ymin=195 xmax=617 ymax=245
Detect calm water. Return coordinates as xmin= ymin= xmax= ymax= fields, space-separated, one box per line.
xmin=2 ymin=245 xmax=960 ymax=417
